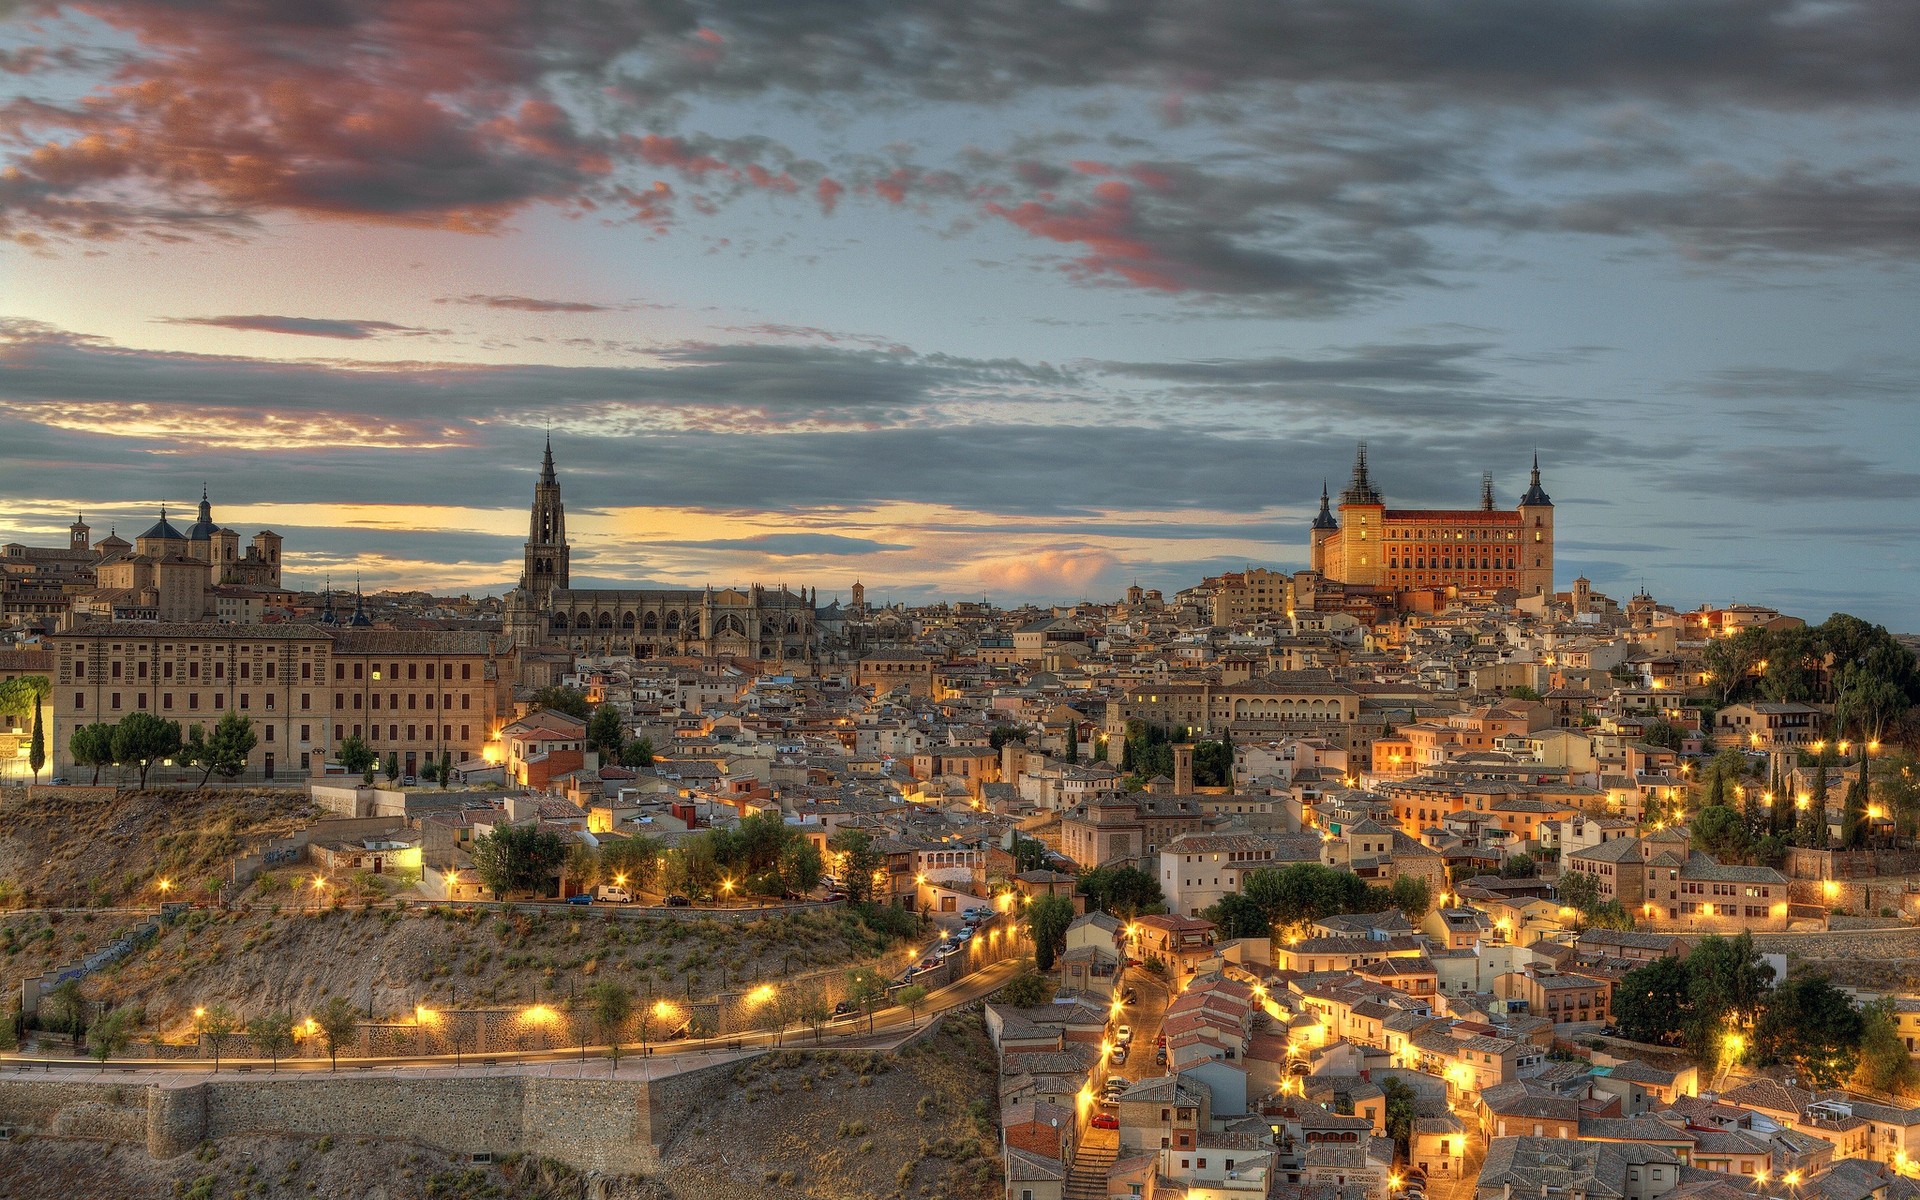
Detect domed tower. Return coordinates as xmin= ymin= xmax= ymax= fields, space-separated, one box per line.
xmin=185 ymin=484 xmax=219 ymax=562
xmin=1517 ymin=453 xmax=1554 ymax=598
xmin=1336 ymin=443 xmax=1385 ymax=585
xmin=1309 ymin=481 xmax=1338 ymax=574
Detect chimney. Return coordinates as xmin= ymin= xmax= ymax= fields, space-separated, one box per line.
xmin=1173 ymin=743 xmax=1195 ymax=795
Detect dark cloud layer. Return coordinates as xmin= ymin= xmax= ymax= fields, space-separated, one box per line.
xmin=159 ymin=314 xmax=430 ymax=339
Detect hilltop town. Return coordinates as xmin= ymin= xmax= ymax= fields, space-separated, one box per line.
xmin=2 ymin=450 xmax=1919 ymax=1200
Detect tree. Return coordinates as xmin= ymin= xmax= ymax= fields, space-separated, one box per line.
xmin=385 ymin=751 xmax=401 ymax=783
xmin=111 ymin=712 xmax=182 ymax=789
xmin=796 ymin=994 xmax=831 ymax=1043
xmin=0 ymin=675 xmax=47 ymax=722
xmin=1507 ymin=685 xmax=1544 ymax=702
xmin=619 ymin=737 xmax=655 ymax=769
xmin=337 ymin=734 xmax=377 ymax=780
xmin=564 ymin=840 xmax=601 ymax=893
xmin=87 ymin=1005 xmax=139 ymax=1063
xmin=665 ymin=834 xmax=722 ymax=900
xmin=42 ymin=978 xmax=85 ymax=1036
xmin=1499 ymin=852 xmax=1538 ymax=879
xmin=68 ymin=721 xmax=117 ymax=786
xmin=1757 ymin=974 xmax=1863 ymax=1090
xmin=439 ymin=751 xmax=453 ymax=788
xmin=587 ymin=981 xmax=633 ymax=1070
xmin=999 ymin=967 xmax=1051 ymax=1008
xmin=1192 ymin=739 xmax=1233 ymax=788
xmin=1026 ymin=893 xmax=1076 ymax=971
xmin=845 ymin=968 xmax=889 ymax=1034
xmin=196 ymin=1003 xmax=237 ymax=1073
xmin=1381 ymin=1076 xmax=1418 ymax=1156
xmin=1613 ymin=955 xmax=1690 ymax=1045
xmin=1691 ymin=805 xmax=1753 ymax=863
xmin=27 ymin=703 xmax=44 ymax=782
xmin=530 ymin=685 xmax=592 ymax=721
xmin=182 ymin=712 xmax=256 ymax=788
xmin=1064 ymin=721 xmax=1079 ymax=764
xmin=1643 ymin=722 xmax=1687 ymax=751
xmin=778 ymin=839 xmax=824 ymax=894
xmin=468 ymin=823 xmax=568 ymax=898
xmin=586 ymin=704 xmax=625 ymax=760
xmin=828 ymin=828 xmax=884 ymax=904
xmin=1204 ymin=892 xmax=1272 ymax=941
xmin=989 ymin=725 xmax=1029 ymax=750
xmin=1387 ymin=874 xmax=1432 ymax=920
xmin=1858 ymin=1000 xmax=1920 ymax=1095
xmin=1703 ymin=627 xmax=1770 ymax=705
xmin=601 ymin=834 xmax=664 ymax=891
xmin=1011 ymin=833 xmax=1049 ymax=873
xmin=247 ymin=1011 xmax=295 ymax=1073
xmin=1557 ymin=870 xmax=1601 ymax=916
xmin=1684 ymin=932 xmax=1774 ymax=1073
xmin=314 ymin=996 xmax=360 ymax=1071
xmin=1800 ymin=752 xmax=1832 ymax=847
xmin=897 ymin=984 xmax=929 ymax=1023
xmin=1077 ymin=865 xmax=1164 ymax=916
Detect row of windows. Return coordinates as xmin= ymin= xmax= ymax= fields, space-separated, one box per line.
xmin=335 ymin=693 xmax=474 ymax=711
xmin=1385 ymin=528 xmax=1520 ymax=542
xmin=72 ymin=657 xmax=480 ymax=684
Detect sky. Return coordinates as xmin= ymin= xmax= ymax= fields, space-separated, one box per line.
xmin=2 ymin=1 xmax=1918 ymax=628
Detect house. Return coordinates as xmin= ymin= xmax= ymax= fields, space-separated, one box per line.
xmin=1128 ymin=913 xmax=1218 ymax=979
xmin=1412 ymin=1114 xmax=1467 ymax=1185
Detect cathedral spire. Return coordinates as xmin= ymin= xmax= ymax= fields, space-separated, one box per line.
xmin=541 ymin=430 xmax=557 ymax=486
xmin=1481 ymin=471 xmax=1495 ymax=511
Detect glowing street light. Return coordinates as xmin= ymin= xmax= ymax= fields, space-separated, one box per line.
xmin=157 ymin=878 xmax=172 ymax=896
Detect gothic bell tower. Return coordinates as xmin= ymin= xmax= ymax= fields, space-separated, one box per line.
xmin=520 ymin=435 xmax=570 ymax=611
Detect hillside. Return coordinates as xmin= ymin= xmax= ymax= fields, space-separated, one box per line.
xmin=3 ymin=901 xmax=908 ymax=1035
xmin=0 ymin=787 xmax=320 ymax=908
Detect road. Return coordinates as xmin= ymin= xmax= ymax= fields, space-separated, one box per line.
xmin=1 ymin=956 xmax=1023 ymax=1076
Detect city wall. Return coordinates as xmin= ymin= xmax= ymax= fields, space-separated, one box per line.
xmin=0 ymin=1054 xmax=745 ymax=1176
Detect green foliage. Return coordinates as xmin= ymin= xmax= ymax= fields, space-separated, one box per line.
xmin=778 ymin=838 xmax=824 ymax=894
xmin=195 ymin=1003 xmax=237 ymax=1071
xmin=336 ymin=734 xmax=377 ymax=779
xmin=111 ymin=711 xmax=182 ymax=788
xmin=68 ymin=721 xmax=117 ymax=785
xmin=828 ymin=828 xmax=884 ymax=904
xmin=28 ymin=704 xmax=44 ymax=780
xmin=1242 ymin=862 xmax=1372 ymax=931
xmin=1859 ymin=1000 xmax=1920 ymax=1095
xmin=1025 ymin=893 xmax=1076 ymax=971
xmin=1076 ymin=865 xmax=1164 ymax=916
xmin=599 ymin=834 xmax=664 ymax=890
xmin=530 ymin=685 xmax=593 ymax=721
xmin=586 ymin=981 xmax=632 ymax=1064
xmin=1799 ymin=753 xmax=1832 ymax=847
xmin=1556 ymin=869 xmax=1601 ymax=914
xmin=619 ymin=737 xmax=655 ymax=769
xmin=1507 ymin=685 xmax=1544 ymax=702
xmin=1384 ymin=874 xmax=1432 ymax=920
xmin=585 ymin=704 xmax=625 ymax=760
xmin=384 ymin=751 xmax=400 ymax=782
xmin=1380 ymin=1076 xmax=1418 ymax=1155
xmin=87 ymin=1004 xmax=138 ymax=1062
xmin=0 ymin=675 xmax=48 ymax=718
xmin=1498 ymin=852 xmax=1538 ymax=879
xmin=989 ymin=725 xmax=1029 ymax=750
xmin=1612 ymin=954 xmax=1690 ymax=1045
xmin=246 ymin=1011 xmax=295 ymax=1071
xmin=1011 ymin=833 xmax=1049 ymax=873
xmin=468 ymin=823 xmax=568 ymax=898
xmin=998 ymin=967 xmax=1052 ymax=1008
xmin=1690 ymin=805 xmax=1752 ymax=861
xmin=42 ymin=978 xmax=85 ymax=1035
xmin=1756 ymin=974 xmax=1863 ymax=1089
xmin=1121 ymin=719 xmax=1177 ymax=782
xmin=1192 ymin=738 xmax=1233 ymax=788
xmin=896 ymin=984 xmax=929 ymax=1019
xmin=182 ymin=712 xmax=257 ymax=787
xmin=844 ymin=967 xmax=889 ymax=1032
xmin=1642 ymin=722 xmax=1687 ymax=751
xmin=1204 ymin=892 xmax=1271 ymax=941
xmin=1683 ymin=932 xmax=1774 ymax=1073
xmin=314 ymin=996 xmax=359 ymax=1070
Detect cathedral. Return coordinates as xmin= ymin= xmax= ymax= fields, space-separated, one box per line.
xmin=501 ymin=440 xmax=820 ymax=662
xmin=1309 ymin=443 xmax=1555 ymax=597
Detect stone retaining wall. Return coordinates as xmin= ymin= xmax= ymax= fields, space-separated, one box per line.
xmin=0 ymin=1055 xmax=747 ymax=1176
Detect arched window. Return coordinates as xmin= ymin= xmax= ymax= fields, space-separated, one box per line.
xmin=665 ymin=610 xmax=682 ymax=631
xmin=642 ymin=611 xmax=659 ymax=631
xmin=573 ymin=612 xmax=592 ymax=630
xmin=596 ymin=611 xmax=613 ymax=629
xmin=620 ymin=611 xmax=635 ymax=630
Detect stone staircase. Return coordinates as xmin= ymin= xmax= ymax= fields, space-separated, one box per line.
xmin=1065 ymin=1133 xmax=1119 ymax=1200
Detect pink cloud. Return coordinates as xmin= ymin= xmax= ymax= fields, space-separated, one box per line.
xmin=974 ymin=549 xmax=1121 ymax=596
xmin=816 ymin=177 xmax=845 ymax=214
xmin=984 ymin=179 xmax=1188 ymax=291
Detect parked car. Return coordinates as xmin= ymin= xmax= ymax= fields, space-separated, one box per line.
xmin=1109 ymin=1045 xmax=1129 ymax=1066
xmin=663 ymin=894 xmax=691 ymax=907
xmin=1103 ymin=1076 xmax=1131 ymax=1098
xmin=833 ymin=999 xmax=857 ymax=1016
xmin=1113 ymin=1024 xmax=1133 ymax=1045
xmin=564 ymin=893 xmax=594 ymax=905
xmin=953 ymin=928 xmax=973 ymax=942
xmin=1154 ymin=1046 xmax=1167 ymax=1066
xmin=918 ymin=957 xmax=941 ymax=971
xmin=1090 ymin=1113 xmax=1119 ymax=1130
xmin=1121 ymin=987 xmax=1138 ymax=1005
xmin=822 ymin=891 xmax=847 ymax=902
xmin=596 ymin=885 xmax=632 ymax=903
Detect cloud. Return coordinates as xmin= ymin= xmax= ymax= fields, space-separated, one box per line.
xmin=663 ymin=533 xmax=911 ymax=555
xmin=973 ymin=548 xmax=1123 ymax=598
xmin=438 ymin=294 xmax=619 ymax=313
xmin=158 ymin=314 xmax=431 ymax=339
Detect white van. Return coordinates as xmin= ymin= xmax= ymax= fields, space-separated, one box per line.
xmin=596 ymin=885 xmax=633 ymax=904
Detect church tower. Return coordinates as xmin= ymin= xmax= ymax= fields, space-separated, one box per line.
xmin=69 ymin=514 xmax=90 ymax=553
xmin=1517 ymin=453 xmax=1554 ymax=598
xmin=520 ymin=435 xmax=571 ymax=612
xmin=1309 ymin=481 xmax=1337 ymax=573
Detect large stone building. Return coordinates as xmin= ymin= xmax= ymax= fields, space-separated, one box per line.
xmin=50 ymin=622 xmax=512 ymax=782
xmin=502 ymin=440 xmax=819 ymax=663
xmin=1309 ymin=444 xmax=1554 ymax=597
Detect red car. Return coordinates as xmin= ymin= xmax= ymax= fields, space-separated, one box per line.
xmin=1090 ymin=1113 xmax=1119 ymax=1130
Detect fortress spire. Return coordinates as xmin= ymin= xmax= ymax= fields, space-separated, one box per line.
xmin=1340 ymin=442 xmax=1382 ymax=506
xmin=1520 ymin=452 xmax=1552 ymax=507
